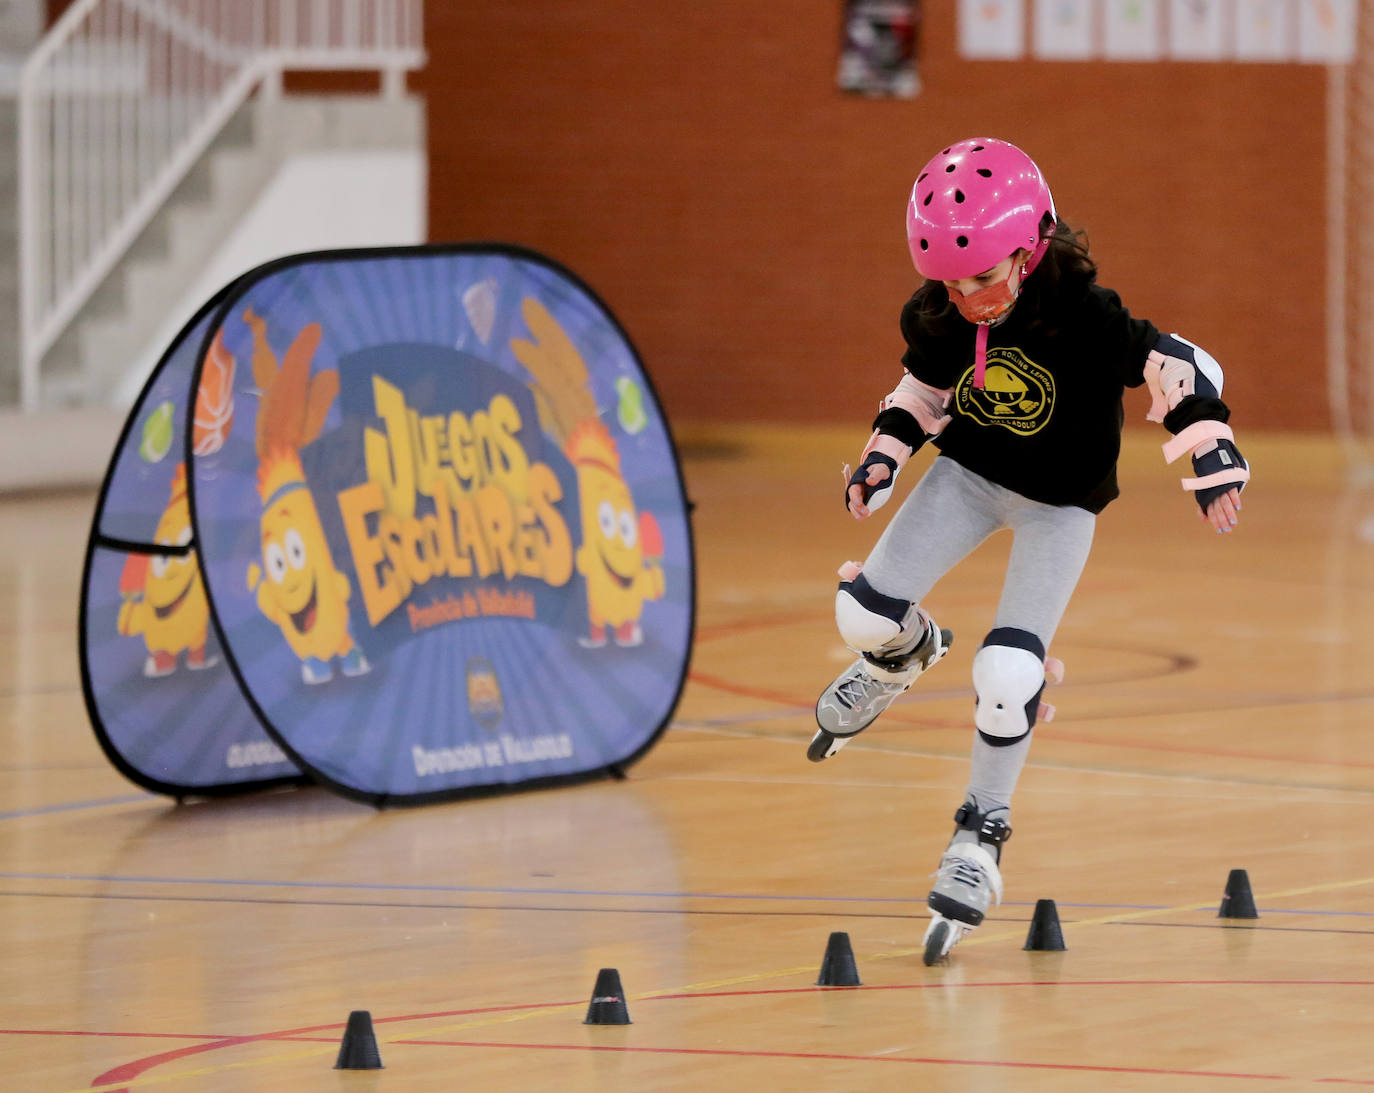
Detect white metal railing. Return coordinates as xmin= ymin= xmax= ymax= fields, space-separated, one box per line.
xmin=18 ymin=0 xmax=425 ymax=411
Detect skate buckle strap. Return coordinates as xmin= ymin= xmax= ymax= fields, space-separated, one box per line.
xmin=952 ymin=803 xmax=1013 ymax=846
xmin=916 ymin=614 xmax=947 ymax=669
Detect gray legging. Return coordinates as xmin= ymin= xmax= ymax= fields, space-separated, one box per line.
xmin=860 ymin=455 xmax=1096 ymax=814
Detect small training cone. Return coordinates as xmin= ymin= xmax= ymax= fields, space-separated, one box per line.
xmin=584 ymin=967 xmax=632 ymax=1025
xmin=334 ymin=1010 xmax=384 ymax=1070
xmin=816 ymin=931 xmax=862 ymax=986
xmin=1218 ymin=868 xmax=1259 ymax=919
xmin=1023 ymin=898 xmax=1067 ymax=951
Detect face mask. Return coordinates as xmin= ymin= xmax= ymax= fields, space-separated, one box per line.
xmin=947 ymin=262 xmax=1025 ymax=325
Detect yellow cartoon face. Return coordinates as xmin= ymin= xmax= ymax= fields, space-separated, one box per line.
xmin=980 ymin=365 xmax=1030 ymax=414
xmin=257 ymin=487 xmax=351 ymax=661
xmin=576 ymin=463 xmax=649 ymax=626
xmin=141 ymin=497 xmax=209 ymax=654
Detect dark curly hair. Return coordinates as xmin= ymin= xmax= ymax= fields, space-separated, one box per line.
xmin=902 ymin=216 xmax=1098 ymax=342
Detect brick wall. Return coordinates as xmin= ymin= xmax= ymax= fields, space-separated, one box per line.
xmin=44 ymin=1 xmax=1322 ymax=427
xmin=417 ymin=3 xmax=1323 ymax=429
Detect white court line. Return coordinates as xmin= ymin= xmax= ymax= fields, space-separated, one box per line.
xmin=666 ymin=723 xmax=1374 ymax=802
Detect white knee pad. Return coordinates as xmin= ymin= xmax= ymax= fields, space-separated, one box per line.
xmin=972 ymin=628 xmax=1046 ymax=744
xmin=834 ymin=568 xmax=919 ymax=653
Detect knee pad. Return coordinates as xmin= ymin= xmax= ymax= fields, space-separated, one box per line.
xmin=972 ymin=627 xmax=1046 ymax=746
xmin=834 ymin=569 xmax=920 ymax=654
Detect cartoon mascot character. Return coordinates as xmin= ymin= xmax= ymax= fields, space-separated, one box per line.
xmin=509 ymin=298 xmax=665 ymax=647
xmin=117 ymin=463 xmax=216 ymax=676
xmin=241 ymin=308 xmax=370 ymax=684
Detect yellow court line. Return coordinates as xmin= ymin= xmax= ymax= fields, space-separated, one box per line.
xmin=1248 ymin=874 xmax=1374 ymax=901
xmin=67 ymin=872 xmax=1374 ymax=1093
xmin=875 ymin=872 xmax=1374 ymax=959
xmin=635 ymin=963 xmax=820 ymax=996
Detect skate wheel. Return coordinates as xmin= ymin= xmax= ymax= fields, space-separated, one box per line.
xmin=806 ymin=730 xmax=842 ymax=763
xmin=922 ymin=919 xmax=951 ymax=966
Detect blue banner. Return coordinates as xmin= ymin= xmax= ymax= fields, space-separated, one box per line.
xmin=183 ymin=245 xmax=693 ymax=803
xmin=80 ymin=286 xmax=307 ymax=795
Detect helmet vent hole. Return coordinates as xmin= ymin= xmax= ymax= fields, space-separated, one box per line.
xmin=945 ymin=163 xmax=957 ymax=173
xmin=922 ymin=192 xmax=933 ymax=206
xmin=919 ymin=239 xmax=929 ymax=251
xmin=942 ymin=147 xmax=952 ymax=154
xmin=956 ymin=235 xmax=969 ymax=248
xmin=917 ymin=172 xmax=927 ymax=183
xmin=977 ymin=168 xmax=992 ymax=178
xmin=972 ymin=144 xmax=984 ymax=151
xmin=954 ymin=190 xmax=965 ymax=203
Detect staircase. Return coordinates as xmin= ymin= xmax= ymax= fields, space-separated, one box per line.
xmin=16 ymin=0 xmax=425 ymax=413
xmin=0 ymin=89 xmax=18 ymax=407
xmin=39 ymin=93 xmax=424 ymax=406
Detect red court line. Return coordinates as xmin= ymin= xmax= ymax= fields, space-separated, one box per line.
xmin=77 ymin=979 xmax=1374 ymax=1090
xmin=691 ymin=616 xmax=1374 ymax=771
xmin=686 ymin=668 xmax=1374 ymax=771
xmin=85 ymin=1000 xmax=580 ymax=1090
xmin=388 ymin=1038 xmax=1318 ymax=1083
xmin=639 ymin=978 xmax=1374 ymax=999
xmin=685 ymin=668 xmax=962 ymax=723
xmin=92 ymin=1036 xmax=259 ymax=1088
xmin=0 ymin=1030 xmax=224 ymax=1041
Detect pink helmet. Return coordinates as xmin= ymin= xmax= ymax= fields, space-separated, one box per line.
xmin=906 ymin=138 xmax=1057 ymax=282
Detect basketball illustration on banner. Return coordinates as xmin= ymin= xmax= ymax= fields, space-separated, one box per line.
xmin=80 ymin=244 xmax=694 ymax=806
xmin=191 ymin=331 xmax=235 ymax=456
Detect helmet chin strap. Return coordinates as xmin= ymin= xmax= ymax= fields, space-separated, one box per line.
xmin=974 ymin=324 xmax=990 ymax=390
xmin=948 ymin=263 xmax=1026 ymax=388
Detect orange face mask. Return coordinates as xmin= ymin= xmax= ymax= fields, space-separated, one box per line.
xmin=947 ymin=262 xmax=1025 ymax=326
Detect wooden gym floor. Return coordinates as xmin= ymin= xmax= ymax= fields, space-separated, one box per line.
xmin=3 ymin=425 xmax=1373 ymax=1091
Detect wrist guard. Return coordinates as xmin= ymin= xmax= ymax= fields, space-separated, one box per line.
xmin=1162 ymin=420 xmax=1250 ymax=512
xmin=844 ymin=450 xmax=900 ymax=514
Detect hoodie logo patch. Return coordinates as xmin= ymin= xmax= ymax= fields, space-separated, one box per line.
xmin=955 ymin=347 xmax=1055 ymax=436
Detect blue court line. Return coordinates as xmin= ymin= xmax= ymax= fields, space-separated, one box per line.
xmin=0 ymin=871 xmax=929 ymax=903
xmin=0 ymin=794 xmax=151 ymax=821
xmin=0 ymin=871 xmax=1370 ymax=917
